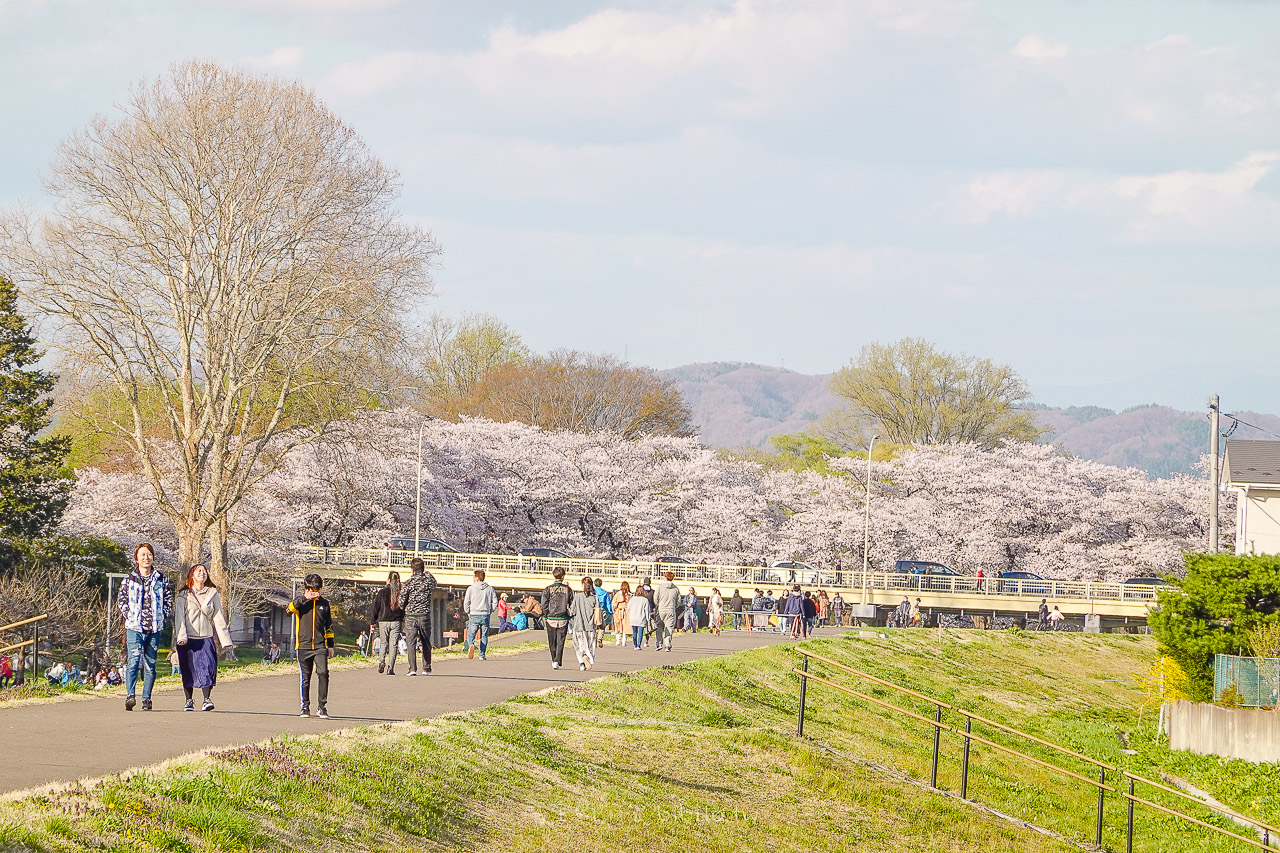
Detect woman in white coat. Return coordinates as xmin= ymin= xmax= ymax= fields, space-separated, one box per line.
xmin=626 ymin=587 xmax=652 ymax=651
xmin=174 ymin=564 xmax=233 ymax=711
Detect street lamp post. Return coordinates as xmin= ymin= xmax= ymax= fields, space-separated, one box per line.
xmin=861 ymin=435 xmax=879 ymax=606
xmin=413 ymin=416 xmax=434 ymax=559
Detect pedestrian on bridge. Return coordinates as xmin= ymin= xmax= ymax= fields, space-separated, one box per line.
xmin=541 ymin=568 xmax=573 ymax=670
xmin=368 ymin=571 xmax=403 ymax=675
xmin=398 ymin=558 xmax=437 ymax=676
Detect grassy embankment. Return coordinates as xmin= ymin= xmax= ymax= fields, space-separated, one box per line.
xmin=1 ymin=630 xmax=1277 ymax=852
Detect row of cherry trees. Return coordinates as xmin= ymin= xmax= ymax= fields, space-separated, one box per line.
xmin=60 ymin=410 xmax=1227 ymax=580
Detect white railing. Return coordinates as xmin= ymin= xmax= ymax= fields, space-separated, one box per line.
xmin=294 ymin=546 xmax=1159 ymax=603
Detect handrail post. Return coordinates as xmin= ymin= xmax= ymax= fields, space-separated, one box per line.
xmin=1096 ymin=767 xmax=1105 ymax=849
xmin=797 ymin=655 xmax=809 ymax=736
xmin=931 ymin=704 xmax=942 ymax=788
xmin=960 ymin=715 xmax=972 ymax=799
xmin=1125 ymin=776 xmax=1134 ymax=853
xmin=32 ymin=621 xmax=39 ymax=680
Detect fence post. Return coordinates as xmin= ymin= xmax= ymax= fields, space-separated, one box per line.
xmin=930 ymin=704 xmax=942 ymax=788
xmin=32 ymin=622 xmax=39 ymax=681
xmin=1095 ymin=768 xmax=1105 ymax=849
xmin=797 ymin=655 xmax=809 ymax=736
xmin=960 ymin=716 xmax=972 ymax=799
xmin=1125 ymin=776 xmax=1134 ymax=853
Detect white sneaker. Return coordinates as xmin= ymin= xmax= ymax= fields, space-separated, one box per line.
xmin=407 ymin=671 xmax=418 ymax=677
xmin=552 ymin=662 xmax=560 ymax=670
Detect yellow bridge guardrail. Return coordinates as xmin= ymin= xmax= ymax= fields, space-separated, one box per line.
xmin=295 ymin=546 xmax=1159 ymax=611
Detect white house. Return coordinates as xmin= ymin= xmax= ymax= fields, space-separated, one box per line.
xmin=1223 ymin=440 xmax=1280 ymax=556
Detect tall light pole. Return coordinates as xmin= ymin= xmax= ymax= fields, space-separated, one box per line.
xmin=1209 ymin=395 xmax=1220 ymax=554
xmin=861 ymin=435 xmax=879 ymax=606
xmin=413 ymin=416 xmax=434 ymax=558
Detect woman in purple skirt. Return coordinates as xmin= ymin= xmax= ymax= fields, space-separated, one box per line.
xmin=174 ymin=564 xmax=233 ymax=711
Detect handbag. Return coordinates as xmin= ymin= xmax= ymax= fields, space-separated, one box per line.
xmin=168 ymin=649 xmax=180 ymax=667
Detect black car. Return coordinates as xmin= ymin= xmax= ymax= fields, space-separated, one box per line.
xmin=519 ymin=547 xmax=572 ymax=559
xmin=1121 ymin=576 xmax=1167 ymax=586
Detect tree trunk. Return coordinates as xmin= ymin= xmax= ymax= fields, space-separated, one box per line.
xmin=208 ymin=516 xmax=239 ymax=661
xmin=176 ymin=525 xmax=204 ymax=584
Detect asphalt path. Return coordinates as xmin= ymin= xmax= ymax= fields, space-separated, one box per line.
xmin=1 ymin=628 xmax=800 ymax=795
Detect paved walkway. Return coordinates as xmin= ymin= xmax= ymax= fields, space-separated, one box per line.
xmin=0 ymin=629 xmax=801 ymax=795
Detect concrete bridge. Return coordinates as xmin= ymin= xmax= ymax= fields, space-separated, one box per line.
xmin=297 ymin=546 xmax=1158 ymax=622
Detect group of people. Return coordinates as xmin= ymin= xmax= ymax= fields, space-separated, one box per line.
xmin=115 ymin=543 xmax=234 ymax=713
xmin=366 ymin=557 xmax=439 ymax=679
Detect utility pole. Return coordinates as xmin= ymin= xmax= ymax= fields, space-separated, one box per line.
xmin=1209 ymin=395 xmax=1220 ymax=553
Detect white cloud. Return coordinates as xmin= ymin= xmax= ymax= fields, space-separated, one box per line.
xmin=1011 ymin=34 xmax=1068 ymax=61
xmin=242 ymin=45 xmax=305 ymax=72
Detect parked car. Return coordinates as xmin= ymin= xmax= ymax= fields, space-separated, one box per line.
xmin=655 ymin=555 xmax=693 ymax=564
xmin=770 ymin=560 xmax=821 ymax=585
xmin=888 ymin=560 xmax=963 ymax=589
xmin=1121 ymin=576 xmax=1167 ymax=586
xmin=519 ymin=547 xmax=572 ymax=559
xmin=388 ymin=537 xmax=459 ymax=553
xmin=998 ymin=570 xmax=1051 ymax=595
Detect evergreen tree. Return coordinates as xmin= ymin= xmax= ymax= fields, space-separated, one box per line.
xmin=0 ymin=275 xmax=71 ymax=538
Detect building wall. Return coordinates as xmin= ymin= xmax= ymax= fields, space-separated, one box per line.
xmin=1168 ymin=700 xmax=1280 ymax=764
xmin=1235 ymin=486 xmax=1280 ymax=556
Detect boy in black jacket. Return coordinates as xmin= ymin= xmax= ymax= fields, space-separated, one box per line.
xmin=289 ymin=573 xmax=335 ymax=718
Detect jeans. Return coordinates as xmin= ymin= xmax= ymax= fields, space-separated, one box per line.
xmin=732 ymin=612 xmax=744 ymax=630
xmin=297 ymin=647 xmax=329 ymax=710
xmin=125 ymin=629 xmax=161 ymax=700
xmin=546 ymin=621 xmax=568 ymax=665
xmin=377 ymin=620 xmax=402 ymax=671
xmin=465 ymin=614 xmax=491 ymax=657
xmin=632 ymin=625 xmax=644 ymax=648
xmin=405 ymin=614 xmax=432 ymax=671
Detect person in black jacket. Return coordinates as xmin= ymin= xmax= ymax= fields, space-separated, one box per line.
xmin=540 ymin=567 xmax=573 ymax=670
xmin=398 ymin=558 xmax=438 ymax=675
xmin=289 ymin=573 xmax=334 ymax=718
xmin=368 ymin=571 xmax=404 ymax=675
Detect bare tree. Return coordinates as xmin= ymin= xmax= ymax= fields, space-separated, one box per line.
xmin=1 ymin=61 xmax=437 ymax=600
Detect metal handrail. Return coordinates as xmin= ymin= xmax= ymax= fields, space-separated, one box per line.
xmin=0 ymin=638 xmax=36 ymax=655
xmin=0 ymin=614 xmax=48 ymax=633
xmin=794 ymin=649 xmax=1279 ymax=853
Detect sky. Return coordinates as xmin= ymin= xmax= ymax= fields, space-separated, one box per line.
xmin=2 ymin=0 xmax=1279 ymax=412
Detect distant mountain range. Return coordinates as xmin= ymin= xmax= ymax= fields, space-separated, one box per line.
xmin=666 ymin=362 xmax=1280 ymax=476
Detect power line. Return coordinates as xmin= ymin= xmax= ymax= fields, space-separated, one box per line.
xmin=1218 ymin=411 xmax=1280 ymax=442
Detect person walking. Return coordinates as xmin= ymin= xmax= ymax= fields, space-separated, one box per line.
xmin=173 ymin=563 xmax=233 ymax=711
xmin=709 ymin=588 xmax=724 ymax=636
xmin=593 ymin=578 xmax=612 ymax=648
xmin=682 ymin=588 xmax=699 ymax=633
xmin=0 ymin=654 xmax=11 ymax=688
xmin=611 ymin=581 xmax=632 ymax=646
xmin=398 ymin=558 xmax=438 ymax=675
xmin=626 ymin=585 xmax=651 ymax=650
xmin=783 ymin=586 xmax=804 ymax=638
xmin=909 ymin=598 xmax=922 ymax=628
xmin=802 ymin=591 xmax=817 ymax=637
xmin=831 ymin=592 xmax=845 ymax=627
xmin=817 ymin=590 xmax=830 ymax=627
xmin=1037 ymin=598 xmax=1050 ymax=631
xmin=368 ymin=571 xmax=403 ymax=675
xmin=729 ymin=589 xmax=744 ymax=631
xmin=639 ymin=577 xmax=656 ymax=648
xmin=570 ymin=577 xmax=598 ymax=670
xmin=117 ymin=543 xmax=172 ymax=711
xmin=653 ymin=572 xmax=680 ymax=652
xmin=541 ymin=568 xmax=573 ymax=670
xmin=1048 ymin=606 xmax=1066 ymax=631
xmin=288 ymin=573 xmax=334 ymax=718
xmin=463 ymin=570 xmax=499 ymax=660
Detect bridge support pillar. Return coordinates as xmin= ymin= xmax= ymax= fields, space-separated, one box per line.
xmin=1083 ymin=614 xmax=1101 ymax=633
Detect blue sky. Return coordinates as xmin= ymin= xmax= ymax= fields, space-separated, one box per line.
xmin=2 ymin=0 xmax=1279 ymax=411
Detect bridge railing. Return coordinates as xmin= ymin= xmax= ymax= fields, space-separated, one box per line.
xmin=295 ymin=546 xmax=1158 ymax=603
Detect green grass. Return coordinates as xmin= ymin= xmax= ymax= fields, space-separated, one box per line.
xmin=0 ymin=631 xmax=1274 ymax=852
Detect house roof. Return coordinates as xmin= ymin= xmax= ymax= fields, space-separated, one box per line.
xmin=1224 ymin=439 xmax=1280 ymax=486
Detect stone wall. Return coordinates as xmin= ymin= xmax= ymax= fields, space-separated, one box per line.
xmin=1167 ymin=700 xmax=1280 ymax=764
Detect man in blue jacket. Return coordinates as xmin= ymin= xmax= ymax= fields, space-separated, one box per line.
xmin=592 ymin=577 xmax=612 ymax=648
